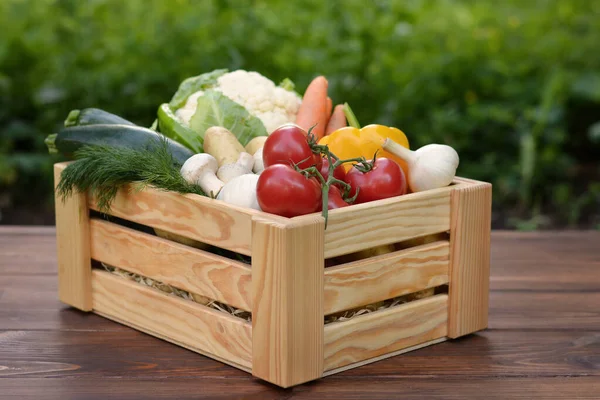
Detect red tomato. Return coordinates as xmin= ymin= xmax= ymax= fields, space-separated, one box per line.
xmin=326 ymin=185 xmax=349 ymax=210
xmin=344 ymin=158 xmax=407 ymax=204
xmin=263 ymin=124 xmax=322 ymax=170
xmin=319 ymin=157 xmax=346 ymax=183
xmin=257 ymin=164 xmax=322 ymax=217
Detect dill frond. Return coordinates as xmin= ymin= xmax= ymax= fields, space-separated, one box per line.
xmin=56 ymin=137 xmax=204 ymax=212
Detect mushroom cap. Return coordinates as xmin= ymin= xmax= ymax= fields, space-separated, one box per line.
xmin=180 ymin=153 xmax=219 ymax=183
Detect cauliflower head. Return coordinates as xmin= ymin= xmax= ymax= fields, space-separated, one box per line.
xmin=176 ymin=70 xmax=302 ymax=134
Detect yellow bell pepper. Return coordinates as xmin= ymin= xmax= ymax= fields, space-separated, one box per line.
xmin=318 ymin=124 xmax=410 ymax=173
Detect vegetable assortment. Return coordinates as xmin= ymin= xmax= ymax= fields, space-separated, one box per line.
xmin=47 ymin=69 xmax=460 ymax=225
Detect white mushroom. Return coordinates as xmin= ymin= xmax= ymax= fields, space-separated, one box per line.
xmin=216 ymin=152 xmax=254 ymax=183
xmin=252 ymin=147 xmax=265 ymax=174
xmin=180 ymin=153 xmax=224 ymax=197
xmin=216 ymin=174 xmax=261 ymax=210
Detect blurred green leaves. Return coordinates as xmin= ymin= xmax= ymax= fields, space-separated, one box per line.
xmin=0 ymin=0 xmax=598 ymax=227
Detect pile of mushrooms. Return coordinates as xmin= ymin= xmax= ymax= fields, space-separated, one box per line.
xmin=180 ymin=127 xmax=267 ymax=210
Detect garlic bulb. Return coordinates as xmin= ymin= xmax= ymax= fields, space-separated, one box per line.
xmin=216 ymin=174 xmax=261 ymax=210
xmin=383 ymin=139 xmax=459 ymax=192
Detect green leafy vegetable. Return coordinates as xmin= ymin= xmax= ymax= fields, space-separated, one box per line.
xmin=157 ymin=103 xmax=203 ymax=152
xmin=279 ymin=78 xmax=296 ymax=91
xmin=57 ymin=137 xmax=204 ymax=212
xmin=169 ymin=69 xmax=228 ymax=110
xmin=190 ymin=90 xmax=267 ymax=146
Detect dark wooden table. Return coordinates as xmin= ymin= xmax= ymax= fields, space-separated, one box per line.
xmin=1 ymin=227 xmax=599 ymax=399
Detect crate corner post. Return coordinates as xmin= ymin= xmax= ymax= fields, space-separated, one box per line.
xmin=448 ymin=180 xmax=492 ymax=338
xmin=54 ymin=162 xmax=93 ymax=311
xmin=251 ymin=215 xmax=325 ymax=388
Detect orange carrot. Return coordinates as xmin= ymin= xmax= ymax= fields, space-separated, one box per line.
xmin=325 ymin=104 xmax=347 ymax=135
xmin=296 ymin=76 xmax=329 ymax=139
xmin=326 ymin=97 xmax=332 ymax=119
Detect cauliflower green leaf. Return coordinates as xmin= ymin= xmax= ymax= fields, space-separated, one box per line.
xmin=279 ymin=78 xmax=296 ymax=91
xmin=190 ymin=90 xmax=267 ymax=146
xmin=169 ymin=69 xmax=228 ymax=110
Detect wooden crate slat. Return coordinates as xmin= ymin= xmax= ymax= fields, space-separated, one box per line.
xmin=89 ymin=218 xmax=252 ymax=311
xmin=323 ymin=294 xmax=448 ymax=371
xmin=88 ymin=185 xmax=260 ymax=256
xmin=251 ymin=216 xmax=325 ymax=388
xmin=322 ymin=337 xmax=447 ymax=377
xmin=54 ymin=162 xmax=92 ymax=311
xmin=324 ymin=241 xmax=450 ymax=315
xmin=323 ymin=187 xmax=453 ymax=258
xmin=91 ymin=270 xmax=252 ymax=370
xmin=448 ymin=181 xmax=492 ymax=337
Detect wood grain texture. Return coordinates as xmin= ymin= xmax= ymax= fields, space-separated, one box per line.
xmin=88 ymin=184 xmax=260 ymax=255
xmin=3 ymin=227 xmax=597 ymax=290
xmin=5 ymin=275 xmax=600 ymax=332
xmin=324 ymin=294 xmax=448 ymax=370
xmin=2 ymin=228 xmax=600 ymax=398
xmin=91 ymin=270 xmax=252 ymax=370
xmin=0 ymin=228 xmax=56 ymax=275
xmin=324 ymin=241 xmax=450 ymax=314
xmin=448 ymin=181 xmax=492 ymax=338
xmin=323 ymin=186 xmax=452 ymax=258
xmin=89 ymin=218 xmax=252 ymax=310
xmin=490 ymin=231 xmax=600 ymax=291
xmin=1 ymin=330 xmax=599 ymax=379
xmin=53 ymin=162 xmax=92 ymax=311
xmin=251 ymin=216 xmax=324 ymax=387
xmin=2 ymin=377 xmax=599 ymax=400
xmin=323 ymin=337 xmax=447 ymax=377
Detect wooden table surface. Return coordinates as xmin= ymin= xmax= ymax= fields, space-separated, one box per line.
xmin=1 ymin=227 xmax=599 ymax=399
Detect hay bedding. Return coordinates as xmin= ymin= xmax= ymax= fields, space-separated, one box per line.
xmin=102 ymin=263 xmax=434 ymax=324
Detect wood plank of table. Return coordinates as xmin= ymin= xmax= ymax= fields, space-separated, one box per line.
xmin=490 ymin=231 xmax=600 ymax=291
xmin=0 ymin=227 xmax=57 ymax=275
xmin=0 ymin=330 xmax=598 ymax=379
xmin=1 ymin=377 xmax=599 ymax=400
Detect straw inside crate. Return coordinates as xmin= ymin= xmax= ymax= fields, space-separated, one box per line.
xmin=99 ymin=263 xmax=439 ymax=324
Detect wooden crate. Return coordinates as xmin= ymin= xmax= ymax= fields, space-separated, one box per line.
xmin=53 ymin=162 xmax=492 ymax=388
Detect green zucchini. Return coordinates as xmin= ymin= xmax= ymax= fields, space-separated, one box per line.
xmin=45 ymin=124 xmax=194 ymax=165
xmin=64 ymin=108 xmax=135 ymax=127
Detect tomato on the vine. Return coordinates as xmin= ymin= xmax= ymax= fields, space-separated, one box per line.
xmin=263 ymin=124 xmax=322 ymax=170
xmin=257 ymin=164 xmax=322 ymax=217
xmin=344 ymin=158 xmax=407 ymax=204
xmin=325 ymin=185 xmax=350 ymax=210
xmin=319 ymin=157 xmax=346 ymax=183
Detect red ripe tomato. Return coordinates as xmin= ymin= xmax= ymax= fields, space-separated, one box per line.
xmin=263 ymin=124 xmax=322 ymax=170
xmin=257 ymin=164 xmax=322 ymax=217
xmin=326 ymin=185 xmax=349 ymax=210
xmin=344 ymin=158 xmax=407 ymax=204
xmin=319 ymin=157 xmax=346 ymax=183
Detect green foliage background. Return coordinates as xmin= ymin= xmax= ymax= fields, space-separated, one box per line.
xmin=1 ymin=0 xmax=599 ymax=228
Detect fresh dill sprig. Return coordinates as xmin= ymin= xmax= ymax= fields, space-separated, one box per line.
xmin=57 ymin=136 xmax=204 ymax=211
